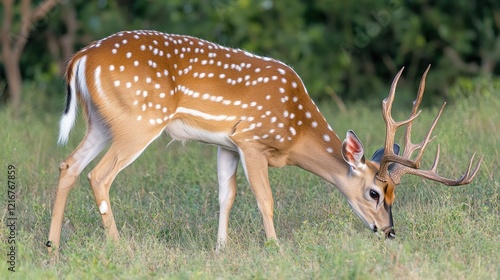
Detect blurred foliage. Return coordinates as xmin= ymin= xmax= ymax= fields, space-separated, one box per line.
xmin=448 ymin=75 xmax=499 ymax=100
xmin=1 ymin=0 xmax=499 ymax=109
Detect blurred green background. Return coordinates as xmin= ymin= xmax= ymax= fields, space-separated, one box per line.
xmin=2 ymin=0 xmax=499 ymax=111
xmin=1 ymin=2 xmax=498 ymax=278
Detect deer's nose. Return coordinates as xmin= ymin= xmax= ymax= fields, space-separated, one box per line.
xmin=385 ymin=228 xmax=396 ymax=239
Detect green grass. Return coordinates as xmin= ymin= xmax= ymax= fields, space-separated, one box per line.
xmin=0 ymin=89 xmax=498 ymax=279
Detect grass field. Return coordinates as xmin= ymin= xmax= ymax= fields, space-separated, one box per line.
xmin=0 ymin=82 xmax=498 ymax=279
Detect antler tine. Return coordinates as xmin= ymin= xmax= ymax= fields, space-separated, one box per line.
xmin=389 ymin=100 xmax=446 ymax=185
xmin=413 ymin=65 xmax=431 ymax=114
xmin=394 ymin=149 xmax=483 ymax=186
xmin=378 ymin=67 xmax=423 ymax=182
xmin=401 ymin=65 xmax=431 ymax=159
xmin=429 ymin=144 xmax=441 ymax=173
xmin=461 ymin=152 xmax=484 ymax=184
xmin=410 ymin=102 xmax=446 ymax=168
xmin=384 ymin=67 xmax=405 ymax=111
xmin=382 ymin=67 xmax=422 ymax=130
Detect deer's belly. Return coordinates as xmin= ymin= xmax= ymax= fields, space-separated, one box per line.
xmin=165 ymin=119 xmax=237 ymax=151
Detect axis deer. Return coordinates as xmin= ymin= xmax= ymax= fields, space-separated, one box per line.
xmin=47 ymin=30 xmax=482 ymax=253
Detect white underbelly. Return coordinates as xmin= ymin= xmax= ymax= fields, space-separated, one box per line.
xmin=164 ymin=119 xmax=237 ymax=151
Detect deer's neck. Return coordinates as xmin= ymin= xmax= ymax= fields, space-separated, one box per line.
xmin=288 ymin=122 xmax=350 ymax=188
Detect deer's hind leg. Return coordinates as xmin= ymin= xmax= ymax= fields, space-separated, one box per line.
xmin=87 ymin=126 xmax=165 ymax=241
xmin=48 ymin=120 xmax=110 ymax=252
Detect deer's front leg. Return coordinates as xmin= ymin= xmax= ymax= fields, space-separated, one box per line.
xmin=216 ymin=147 xmax=239 ymax=251
xmin=237 ymin=146 xmax=277 ymax=241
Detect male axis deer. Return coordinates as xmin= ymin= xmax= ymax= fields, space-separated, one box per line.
xmin=47 ymin=30 xmax=482 ymax=253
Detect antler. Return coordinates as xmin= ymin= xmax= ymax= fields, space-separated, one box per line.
xmin=376 ymin=65 xmax=483 ymax=186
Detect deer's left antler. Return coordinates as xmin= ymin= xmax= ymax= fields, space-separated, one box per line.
xmin=376 ymin=65 xmax=483 ymax=186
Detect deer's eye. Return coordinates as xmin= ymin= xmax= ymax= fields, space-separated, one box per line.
xmin=369 ymin=190 xmax=380 ymax=202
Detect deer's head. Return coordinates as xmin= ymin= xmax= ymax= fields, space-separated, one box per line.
xmin=336 ymin=66 xmax=482 ymax=238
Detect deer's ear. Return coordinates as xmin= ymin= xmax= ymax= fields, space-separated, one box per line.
xmin=342 ymin=130 xmax=366 ymax=170
xmin=371 ymin=144 xmax=400 ymax=171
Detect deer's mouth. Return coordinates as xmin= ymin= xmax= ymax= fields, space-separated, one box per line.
xmin=373 ymin=225 xmax=396 ymax=239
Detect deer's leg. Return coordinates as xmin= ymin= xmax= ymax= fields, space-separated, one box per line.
xmin=48 ymin=123 xmax=110 ymax=253
xmin=237 ymin=146 xmax=276 ymax=241
xmin=216 ymin=147 xmax=239 ymax=251
xmin=87 ymin=129 xmax=163 ymax=241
